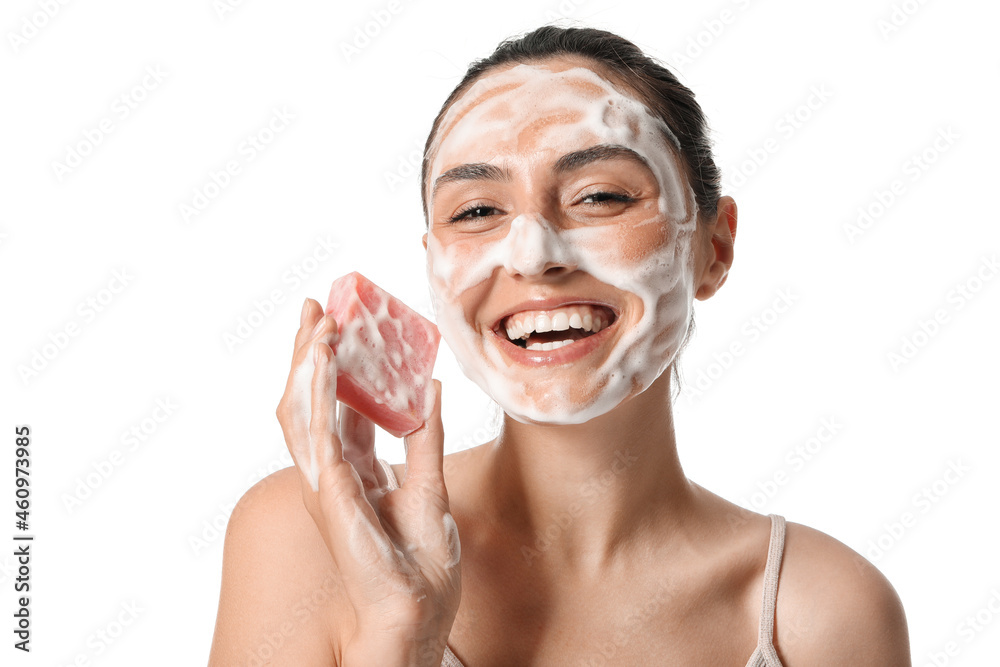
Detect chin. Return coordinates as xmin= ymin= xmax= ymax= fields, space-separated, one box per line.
xmin=478 ymin=362 xmax=674 ymax=427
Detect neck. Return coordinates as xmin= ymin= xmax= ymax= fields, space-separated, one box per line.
xmin=479 ymin=371 xmax=694 ymax=578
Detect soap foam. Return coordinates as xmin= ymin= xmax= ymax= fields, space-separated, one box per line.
xmin=291 ymin=341 xmax=341 ymax=492
xmin=442 ymin=511 xmax=461 ymax=569
xmin=426 ymin=63 xmax=691 ymax=224
xmin=292 ymin=352 xmax=321 ymax=491
xmin=425 ymin=63 xmax=699 ymax=424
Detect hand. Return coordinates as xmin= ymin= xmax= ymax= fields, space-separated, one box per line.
xmin=276 ymin=298 xmax=462 ymax=647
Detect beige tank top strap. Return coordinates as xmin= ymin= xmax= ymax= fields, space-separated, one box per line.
xmin=757 ymin=514 xmax=787 ymax=664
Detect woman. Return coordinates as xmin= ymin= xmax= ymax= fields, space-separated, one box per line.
xmin=208 ymin=25 xmax=910 ymax=666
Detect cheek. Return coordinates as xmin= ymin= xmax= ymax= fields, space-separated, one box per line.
xmin=573 ymin=217 xmax=693 ymax=347
xmin=566 ymin=213 xmax=676 ymax=286
xmin=613 ymin=212 xmax=671 ymax=265
xmin=428 ymin=238 xmax=471 ymax=295
xmin=452 ymin=280 xmax=492 ymax=333
xmin=426 ymin=236 xmax=494 ymax=326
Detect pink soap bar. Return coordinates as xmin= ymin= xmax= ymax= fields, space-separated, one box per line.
xmin=325 ymin=272 xmax=440 ymax=437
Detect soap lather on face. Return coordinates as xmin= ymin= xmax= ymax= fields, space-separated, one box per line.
xmin=424 ymin=61 xmax=700 ymax=425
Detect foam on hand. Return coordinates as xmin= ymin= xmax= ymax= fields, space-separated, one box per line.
xmin=291 ymin=341 xmax=337 ymax=492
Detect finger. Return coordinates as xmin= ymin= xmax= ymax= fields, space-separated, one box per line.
xmin=293 ymin=299 xmax=339 ymax=365
xmin=308 ymin=343 xmax=343 ymax=487
xmin=280 ymin=338 xmax=317 ymax=489
xmin=401 ymin=380 xmax=445 ymax=490
xmin=283 ymin=307 xmax=339 ymax=407
xmin=339 ymin=403 xmax=378 ymax=492
xmin=305 ymin=344 xmax=399 ymax=570
xmin=284 ymin=341 xmax=321 ymax=492
xmin=294 ymin=298 xmax=323 ymax=353
xmin=304 ymin=344 xmax=371 ymax=560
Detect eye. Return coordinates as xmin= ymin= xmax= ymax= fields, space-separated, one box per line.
xmin=448 ymin=202 xmax=500 ymax=223
xmin=579 ymin=191 xmax=636 ymax=207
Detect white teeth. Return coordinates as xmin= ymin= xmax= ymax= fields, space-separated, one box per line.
xmin=526 ymin=339 xmax=575 ymax=351
xmin=503 ymin=305 xmax=613 ymax=343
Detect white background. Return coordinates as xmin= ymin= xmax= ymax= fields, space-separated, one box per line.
xmin=2 ymin=0 xmax=998 ymax=665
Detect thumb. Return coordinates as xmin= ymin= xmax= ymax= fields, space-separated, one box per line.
xmin=402 ymin=379 xmax=445 ymax=489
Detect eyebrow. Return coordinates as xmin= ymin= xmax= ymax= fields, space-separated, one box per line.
xmin=432 ymin=162 xmax=512 ymax=201
xmin=553 ymin=144 xmax=652 ymax=174
xmin=431 ymin=144 xmax=651 ymax=201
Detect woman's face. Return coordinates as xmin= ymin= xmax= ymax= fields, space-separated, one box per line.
xmin=423 ymin=56 xmax=701 ymax=425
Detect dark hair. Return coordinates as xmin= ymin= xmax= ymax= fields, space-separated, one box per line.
xmin=421 ymin=24 xmax=720 ymax=401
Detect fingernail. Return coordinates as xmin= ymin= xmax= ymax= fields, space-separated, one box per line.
xmin=300 ymin=299 xmax=310 ymax=326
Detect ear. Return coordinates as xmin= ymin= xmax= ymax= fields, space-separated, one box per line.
xmin=422 ymin=232 xmax=428 ymax=251
xmin=694 ymin=196 xmax=737 ymax=301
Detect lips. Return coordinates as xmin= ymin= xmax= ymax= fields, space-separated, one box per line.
xmin=490 ymin=298 xmax=619 ymax=361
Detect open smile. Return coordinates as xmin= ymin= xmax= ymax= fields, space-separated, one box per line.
xmin=490 ymin=301 xmax=620 ymax=364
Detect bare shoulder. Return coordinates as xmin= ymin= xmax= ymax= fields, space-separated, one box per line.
xmin=775 ymin=520 xmax=911 ymax=666
xmin=208 ymin=466 xmax=348 ymax=666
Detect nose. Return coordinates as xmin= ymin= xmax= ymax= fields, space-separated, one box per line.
xmin=502 ymin=214 xmax=578 ymax=278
